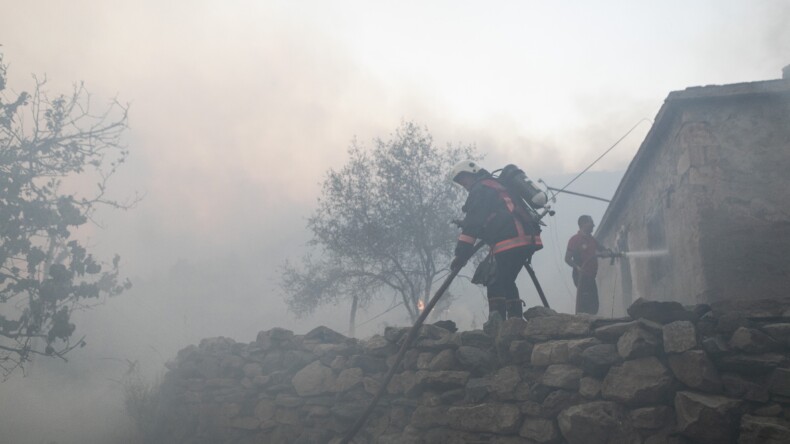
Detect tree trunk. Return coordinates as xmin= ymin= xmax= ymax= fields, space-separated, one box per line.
xmin=409 ymin=292 xmax=419 ymax=322
xmin=349 ymin=295 xmax=358 ymax=338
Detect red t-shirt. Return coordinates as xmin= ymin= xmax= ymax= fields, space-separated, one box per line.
xmin=567 ymin=232 xmax=599 ymax=277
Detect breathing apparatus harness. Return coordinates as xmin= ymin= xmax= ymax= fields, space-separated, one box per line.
xmin=491 ymin=163 xmax=553 ymax=226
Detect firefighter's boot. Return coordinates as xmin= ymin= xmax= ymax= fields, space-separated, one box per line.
xmin=483 ymin=312 xmax=503 ymax=336
xmin=484 ymin=297 xmax=506 ymax=335
xmin=506 ymin=299 xmax=526 ymax=320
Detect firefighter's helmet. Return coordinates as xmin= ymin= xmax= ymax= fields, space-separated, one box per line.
xmin=449 ymin=160 xmax=483 ymax=184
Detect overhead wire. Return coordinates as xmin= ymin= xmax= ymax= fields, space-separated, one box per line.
xmin=552 ymin=118 xmax=652 ymax=197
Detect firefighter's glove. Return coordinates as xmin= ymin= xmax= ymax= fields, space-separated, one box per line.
xmin=451 ymin=241 xmax=475 ymax=272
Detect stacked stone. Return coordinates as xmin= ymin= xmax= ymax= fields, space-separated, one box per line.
xmin=158 ymin=325 xmax=394 ymax=443
xmin=156 ymin=297 xmax=790 ymax=444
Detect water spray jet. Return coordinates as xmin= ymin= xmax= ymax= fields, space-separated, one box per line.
xmin=622 ymin=249 xmax=669 ymax=258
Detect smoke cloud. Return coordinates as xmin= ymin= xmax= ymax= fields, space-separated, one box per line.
xmin=0 ymin=1 xmax=788 ymax=442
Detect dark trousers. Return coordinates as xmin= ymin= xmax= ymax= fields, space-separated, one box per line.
xmin=573 ymin=271 xmax=599 ymax=314
xmin=487 ymin=246 xmax=532 ymax=319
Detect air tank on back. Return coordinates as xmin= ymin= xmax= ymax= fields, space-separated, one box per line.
xmin=499 ymin=164 xmax=548 ymax=209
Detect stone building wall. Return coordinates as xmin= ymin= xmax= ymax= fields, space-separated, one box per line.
xmin=690 ymin=95 xmax=790 ymax=303
xmin=156 ymin=297 xmax=790 ymax=444
xmin=593 ymin=102 xmax=710 ymax=316
xmin=596 ymin=85 xmax=790 ymax=315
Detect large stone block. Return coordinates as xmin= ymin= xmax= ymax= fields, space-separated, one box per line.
xmin=668 ymin=350 xmax=722 ymax=393
xmin=768 ymin=368 xmax=790 ymax=397
xmin=523 ymin=314 xmax=593 ymax=339
xmin=490 ymin=365 xmax=522 ymax=399
xmin=542 ymin=364 xmax=583 ymax=390
xmin=579 ymin=377 xmax=602 ymax=399
xmin=721 ymin=373 xmax=770 ymax=403
xmin=531 ymin=338 xmax=600 ymax=366
xmin=332 ymin=367 xmax=363 ymax=393
xmin=349 ymin=354 xmax=388 ymax=374
xmin=415 ymin=326 xmax=460 ymax=350
xmin=384 ymin=326 xmax=409 ymax=343
xmin=761 ymin=323 xmax=790 ymax=346
xmin=386 ymin=370 xmax=416 ymax=396
xmin=718 ymin=353 xmax=785 ymax=375
xmin=520 ymin=417 xmax=560 ymax=443
xmin=602 ymin=356 xmax=674 ymax=406
xmin=498 ymin=317 xmax=528 ymax=338
xmin=716 ymin=312 xmax=754 ymax=335
xmin=256 ymin=328 xmax=294 ymax=350
xmin=410 ymin=405 xmax=448 ymax=429
xmin=282 ymin=350 xmax=316 ymax=373
xmin=362 ymin=334 xmax=392 ymax=356
xmin=459 ymin=329 xmax=494 ymax=348
xmin=617 ymin=327 xmax=660 ymax=359
xmin=416 ymin=352 xmax=434 ymax=370
xmin=629 ymin=405 xmax=673 ymax=430
xmin=702 ymin=335 xmax=729 ymax=355
xmin=663 ymin=320 xmax=697 ymax=353
xmin=674 ymin=391 xmax=742 ymax=444
xmin=254 ymin=399 xmax=275 ymax=421
xmin=729 ymin=327 xmax=781 ymax=353
xmin=739 ymin=414 xmax=790 ymax=444
xmin=541 ymin=390 xmax=581 ymax=418
xmin=447 ymin=403 xmax=522 ymax=434
xmin=274 ymin=393 xmax=303 ymax=407
xmin=627 ymin=298 xmax=696 ymax=324
xmin=410 ymin=370 xmax=470 ymax=396
xmin=304 ymin=326 xmax=349 ymax=344
xmin=594 ymin=320 xmax=642 ymax=342
xmin=455 ymin=345 xmax=496 ymax=375
xmin=291 ymin=360 xmax=335 ymax=396
xmin=508 ymin=340 xmax=534 ymax=364
xmin=465 ymin=377 xmax=493 ymax=403
xmin=558 ymin=401 xmax=640 ymax=444
xmin=428 ymin=348 xmax=457 ymax=371
xmin=580 ymin=343 xmax=621 ymax=376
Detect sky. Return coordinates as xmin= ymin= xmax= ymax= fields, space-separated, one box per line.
xmin=0 ymin=1 xmax=789 ymax=442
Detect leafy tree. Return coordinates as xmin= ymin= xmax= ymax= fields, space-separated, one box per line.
xmin=281 ymin=122 xmax=480 ymax=335
xmin=0 ymin=53 xmax=135 ymax=377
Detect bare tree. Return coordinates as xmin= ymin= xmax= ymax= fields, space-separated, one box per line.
xmin=280 ymin=122 xmax=480 ymax=334
xmin=0 ymin=53 xmax=136 ymax=377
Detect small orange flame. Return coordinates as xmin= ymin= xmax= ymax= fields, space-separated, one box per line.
xmin=417 ymin=299 xmax=425 ymax=312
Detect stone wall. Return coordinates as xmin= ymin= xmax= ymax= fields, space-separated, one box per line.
xmin=156 ymin=297 xmax=790 ymax=444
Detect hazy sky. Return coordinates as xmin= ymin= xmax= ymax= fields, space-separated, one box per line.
xmin=2 ymin=1 xmax=788 ymax=275
xmin=1 ymin=2 xmax=789 ymax=442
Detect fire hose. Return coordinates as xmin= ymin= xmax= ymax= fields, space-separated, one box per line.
xmin=338 ymin=241 xmax=486 ymax=444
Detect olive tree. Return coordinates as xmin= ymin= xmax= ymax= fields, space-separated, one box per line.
xmin=280 ymin=122 xmax=480 ymax=335
xmin=0 ymin=54 xmax=135 ymax=377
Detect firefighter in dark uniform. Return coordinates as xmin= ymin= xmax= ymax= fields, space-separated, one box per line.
xmin=449 ymin=160 xmax=544 ymax=324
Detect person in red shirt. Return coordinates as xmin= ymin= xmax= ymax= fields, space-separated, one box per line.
xmin=565 ymin=215 xmax=610 ymax=314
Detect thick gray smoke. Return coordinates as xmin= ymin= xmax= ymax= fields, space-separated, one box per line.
xmin=1 ymin=1 xmax=788 ymax=443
